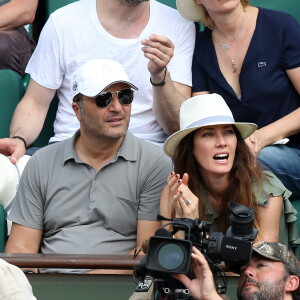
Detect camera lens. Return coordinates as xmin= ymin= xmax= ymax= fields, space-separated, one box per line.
xmin=156 ymin=242 xmax=185 ymax=271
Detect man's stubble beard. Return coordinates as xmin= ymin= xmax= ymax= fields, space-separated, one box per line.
xmin=237 ymin=276 xmax=287 ymax=300
xmin=79 ymin=104 xmax=128 ymax=140
xmin=119 ymin=0 xmax=149 ymax=7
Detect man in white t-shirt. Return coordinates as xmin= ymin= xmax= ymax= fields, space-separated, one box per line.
xmin=0 ymin=0 xmax=195 ymax=163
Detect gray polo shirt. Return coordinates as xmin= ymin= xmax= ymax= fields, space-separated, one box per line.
xmin=9 ymin=131 xmax=172 ymax=273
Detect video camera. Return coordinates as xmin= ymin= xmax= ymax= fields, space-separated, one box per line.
xmin=134 ymin=202 xmax=258 ymax=298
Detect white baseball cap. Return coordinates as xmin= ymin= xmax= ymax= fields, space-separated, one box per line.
xmin=72 ymin=59 xmax=138 ymax=98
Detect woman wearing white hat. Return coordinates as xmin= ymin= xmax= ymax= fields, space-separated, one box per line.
xmin=161 ymin=94 xmax=299 ymax=251
xmin=175 ymin=0 xmax=300 ymax=202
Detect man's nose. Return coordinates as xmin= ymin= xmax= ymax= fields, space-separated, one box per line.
xmin=108 ymin=94 xmax=122 ymax=111
xmin=243 ymin=265 xmax=255 ymax=278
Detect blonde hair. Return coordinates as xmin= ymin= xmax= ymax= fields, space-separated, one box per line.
xmin=198 ymin=0 xmax=250 ymax=29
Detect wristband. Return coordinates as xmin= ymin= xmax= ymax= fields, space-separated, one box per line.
xmin=12 ymin=136 xmax=27 ymax=148
xmin=150 ymin=68 xmax=167 ymax=87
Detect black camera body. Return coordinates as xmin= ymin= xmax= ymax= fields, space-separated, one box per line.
xmin=135 ymin=202 xmax=257 ymax=281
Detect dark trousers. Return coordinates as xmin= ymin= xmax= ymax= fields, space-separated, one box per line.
xmin=0 ymin=26 xmax=35 ymax=76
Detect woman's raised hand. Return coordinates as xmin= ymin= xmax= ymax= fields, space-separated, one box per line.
xmin=167 ymin=172 xmax=199 ymax=219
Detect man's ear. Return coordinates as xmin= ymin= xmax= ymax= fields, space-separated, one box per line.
xmin=72 ymin=102 xmax=81 ymax=121
xmin=285 ymin=275 xmax=299 ymax=292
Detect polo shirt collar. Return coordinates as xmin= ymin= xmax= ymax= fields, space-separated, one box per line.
xmin=63 ymin=130 xmax=81 ymax=164
xmin=117 ymin=132 xmax=137 ymax=162
xmin=62 ymin=130 xmax=138 ymax=164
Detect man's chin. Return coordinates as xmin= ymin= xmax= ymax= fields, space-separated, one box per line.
xmin=238 ymin=287 xmax=259 ymax=300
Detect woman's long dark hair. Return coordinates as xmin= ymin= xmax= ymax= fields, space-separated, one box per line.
xmin=173 ymin=126 xmax=264 ymax=233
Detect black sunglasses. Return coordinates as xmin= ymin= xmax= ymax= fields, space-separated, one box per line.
xmin=80 ymin=88 xmax=134 ymax=108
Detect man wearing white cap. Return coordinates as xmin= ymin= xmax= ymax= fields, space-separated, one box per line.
xmin=0 ymin=0 xmax=195 ymax=163
xmin=5 ymin=59 xmax=172 ymax=273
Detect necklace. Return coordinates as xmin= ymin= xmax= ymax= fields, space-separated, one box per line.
xmin=215 ymin=12 xmax=247 ymax=51
xmin=215 ymin=12 xmax=247 ymax=73
xmin=223 ymin=37 xmax=241 ymax=73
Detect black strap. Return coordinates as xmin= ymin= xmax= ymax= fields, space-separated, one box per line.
xmin=12 ymin=136 xmax=27 ymax=148
xmin=150 ymin=67 xmax=167 ymax=86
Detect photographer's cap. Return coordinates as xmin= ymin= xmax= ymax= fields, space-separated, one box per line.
xmin=72 ymin=59 xmax=138 ymax=98
xmin=253 ymin=242 xmax=300 ymax=277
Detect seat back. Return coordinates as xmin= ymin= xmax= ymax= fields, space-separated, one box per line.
xmin=292 ymin=200 xmax=300 ymax=258
xmin=292 ymin=200 xmax=300 ymax=238
xmin=0 ymin=70 xmax=25 ymax=138
xmin=0 ymin=69 xmax=57 ymax=147
xmin=0 ymin=205 xmax=7 ymax=253
xmin=251 ymin=0 xmax=300 ymax=23
xmin=46 ymin=0 xmax=78 ymax=17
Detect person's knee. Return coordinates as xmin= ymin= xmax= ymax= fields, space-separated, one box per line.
xmin=258 ymin=146 xmax=285 ymax=169
xmin=0 ymin=32 xmax=13 ymax=67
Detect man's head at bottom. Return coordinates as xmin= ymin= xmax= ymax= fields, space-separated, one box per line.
xmin=237 ymin=242 xmax=300 ymax=300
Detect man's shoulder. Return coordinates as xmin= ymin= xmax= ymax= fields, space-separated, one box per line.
xmin=258 ymin=7 xmax=299 ymax=30
xmin=133 ymin=134 xmax=164 ymax=152
xmin=31 ymin=139 xmax=68 ymax=162
xmin=49 ymin=0 xmax=88 ymax=22
xmin=130 ymin=134 xmax=171 ymax=161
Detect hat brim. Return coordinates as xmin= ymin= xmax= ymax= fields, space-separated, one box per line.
xmin=252 ymin=248 xmax=281 ymax=262
xmin=176 ymin=0 xmax=203 ymax=22
xmin=164 ymin=122 xmax=257 ymax=158
xmin=84 ymin=80 xmax=138 ymax=98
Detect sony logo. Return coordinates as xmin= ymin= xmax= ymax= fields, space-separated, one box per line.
xmin=226 ymin=245 xmax=237 ymax=250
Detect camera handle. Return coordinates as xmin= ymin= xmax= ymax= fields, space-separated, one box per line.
xmin=153 ymin=278 xmax=194 ymax=300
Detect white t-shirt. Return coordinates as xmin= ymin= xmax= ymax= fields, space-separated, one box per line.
xmin=26 ymin=0 xmax=195 ymax=145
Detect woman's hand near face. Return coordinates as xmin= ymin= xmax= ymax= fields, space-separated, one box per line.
xmin=167 ymin=172 xmax=199 ymax=220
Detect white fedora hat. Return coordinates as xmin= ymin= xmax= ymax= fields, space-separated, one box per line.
xmin=176 ymin=0 xmax=204 ymax=22
xmin=163 ymin=94 xmax=257 ymax=158
xmin=0 ymin=154 xmax=31 ymax=210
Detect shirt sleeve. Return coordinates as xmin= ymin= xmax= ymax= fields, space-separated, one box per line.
xmin=192 ymin=30 xmax=210 ymax=93
xmin=253 ymin=171 xmax=300 ymax=251
xmin=168 ymin=20 xmax=196 ymax=87
xmin=282 ymin=14 xmax=300 ymax=70
xmin=25 ymin=16 xmax=64 ymax=90
xmin=137 ymin=154 xmax=172 ymax=221
xmin=8 ymin=155 xmax=44 ymax=230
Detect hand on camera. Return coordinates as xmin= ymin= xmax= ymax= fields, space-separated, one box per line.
xmin=173 ymin=247 xmax=223 ymax=300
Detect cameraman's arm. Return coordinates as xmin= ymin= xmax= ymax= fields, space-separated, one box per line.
xmin=173 ymin=247 xmax=223 ymax=300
